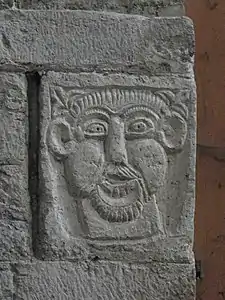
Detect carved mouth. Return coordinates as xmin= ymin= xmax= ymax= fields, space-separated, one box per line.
xmin=91 ymin=179 xmax=146 ymax=223
xmin=98 ymin=179 xmax=139 ymax=206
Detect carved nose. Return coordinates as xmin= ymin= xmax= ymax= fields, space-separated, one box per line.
xmin=105 ymin=116 xmax=128 ymax=164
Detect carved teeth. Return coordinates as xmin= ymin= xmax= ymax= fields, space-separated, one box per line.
xmin=111 ymin=186 xmax=131 ymax=198
xmin=130 ymin=180 xmax=136 ymax=191
xmin=127 ymin=207 xmax=134 ymax=221
xmin=125 ymin=186 xmax=130 ymax=195
xmin=119 ymin=187 xmax=127 ymax=197
xmin=112 ymin=187 xmax=120 ymax=198
xmin=100 ymin=180 xmax=138 ymax=198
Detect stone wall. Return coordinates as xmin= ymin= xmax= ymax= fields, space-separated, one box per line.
xmin=1 ymin=0 xmax=184 ymax=16
xmin=0 ymin=3 xmax=196 ymax=300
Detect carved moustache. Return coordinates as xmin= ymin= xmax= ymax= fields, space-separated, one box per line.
xmin=103 ymin=163 xmax=142 ymax=181
xmin=100 ymin=163 xmax=147 ymax=199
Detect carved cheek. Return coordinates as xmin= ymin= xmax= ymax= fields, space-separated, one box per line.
xmin=64 ymin=141 xmax=104 ymax=193
xmin=126 ymin=139 xmax=168 ymax=194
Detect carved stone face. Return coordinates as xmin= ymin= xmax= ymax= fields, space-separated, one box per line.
xmin=48 ymin=88 xmax=187 ymax=223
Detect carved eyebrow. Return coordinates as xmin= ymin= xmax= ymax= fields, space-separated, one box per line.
xmin=83 ymin=108 xmax=110 ymax=120
xmin=122 ymin=106 xmax=159 ymax=121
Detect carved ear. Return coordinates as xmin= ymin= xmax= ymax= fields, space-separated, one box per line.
xmin=47 ymin=119 xmax=74 ymax=159
xmin=158 ymin=112 xmax=187 ymax=152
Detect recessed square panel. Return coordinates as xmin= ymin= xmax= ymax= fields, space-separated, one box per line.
xmin=37 ymin=72 xmax=196 ymax=262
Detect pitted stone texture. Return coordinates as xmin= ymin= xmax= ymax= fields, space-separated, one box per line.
xmin=13 ymin=261 xmax=195 ymax=300
xmin=19 ymin=0 xmax=185 ymax=16
xmin=0 ymin=11 xmax=194 ymax=74
xmin=0 ymin=165 xmax=31 ymax=261
xmin=0 ymin=73 xmax=27 ymax=164
xmin=0 ymin=264 xmax=13 ymax=299
xmin=0 ymin=73 xmax=31 ymax=260
xmin=0 ymin=220 xmax=31 ymax=261
xmin=0 ymin=165 xmax=30 ymax=222
xmin=37 ymin=71 xmax=196 ymax=262
xmin=0 ymin=0 xmax=12 ymax=9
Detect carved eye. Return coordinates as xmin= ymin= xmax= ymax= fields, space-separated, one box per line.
xmin=128 ymin=119 xmax=154 ymax=133
xmin=126 ymin=118 xmax=155 ymax=138
xmin=129 ymin=121 xmax=147 ymax=133
xmin=84 ymin=120 xmax=108 ymax=138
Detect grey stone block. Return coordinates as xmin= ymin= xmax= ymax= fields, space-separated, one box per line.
xmin=0 ymin=165 xmax=30 ymax=222
xmin=6 ymin=0 xmax=185 ymax=16
xmin=0 ymin=220 xmax=31 ymax=260
xmin=13 ymin=261 xmax=195 ymax=300
xmin=158 ymin=3 xmax=184 ymax=16
xmin=0 ymin=263 xmax=13 ymax=299
xmin=0 ymin=73 xmax=27 ymax=164
xmin=130 ymin=1 xmax=185 ymax=16
xmin=0 ymin=73 xmax=31 ymax=261
xmin=0 ymin=11 xmax=194 ymax=74
xmin=0 ymin=0 xmax=13 ymax=9
xmin=36 ymin=70 xmax=196 ymax=262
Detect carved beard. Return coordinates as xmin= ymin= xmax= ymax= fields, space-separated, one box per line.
xmin=90 ymin=164 xmax=150 ymax=223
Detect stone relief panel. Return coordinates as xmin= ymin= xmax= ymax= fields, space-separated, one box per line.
xmin=37 ymin=72 xmax=195 ymax=261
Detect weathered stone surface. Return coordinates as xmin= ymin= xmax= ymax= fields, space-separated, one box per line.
xmin=0 ymin=11 xmax=194 ymax=74
xmin=0 ymin=73 xmax=31 ymax=260
xmin=36 ymin=70 xmax=196 ymax=262
xmin=0 ymin=220 xmax=31 ymax=260
xmin=0 ymin=10 xmax=196 ymax=300
xmin=0 ymin=0 xmax=13 ymax=9
xmin=0 ymin=165 xmax=30 ymax=222
xmin=13 ymin=261 xmax=195 ymax=300
xmin=0 ymin=73 xmax=27 ymax=164
xmin=0 ymin=263 xmax=13 ymax=299
xmin=0 ymin=0 xmax=185 ymax=16
xmin=18 ymin=0 xmax=185 ymax=16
